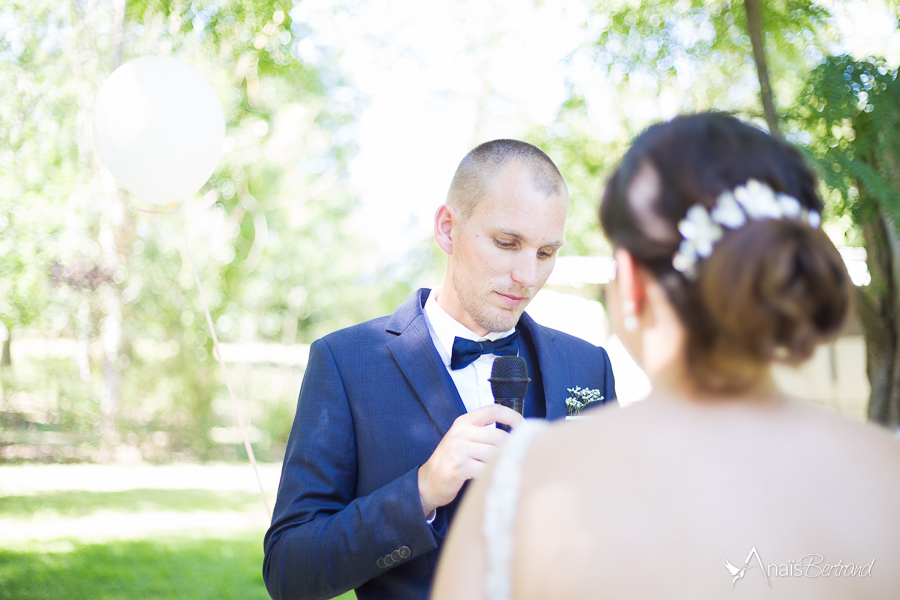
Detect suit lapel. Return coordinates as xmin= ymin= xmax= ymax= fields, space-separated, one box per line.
xmin=519 ymin=313 xmax=569 ymax=420
xmin=386 ymin=290 xmax=466 ymax=436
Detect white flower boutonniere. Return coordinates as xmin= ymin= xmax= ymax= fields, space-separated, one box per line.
xmin=565 ymin=387 xmax=605 ymax=416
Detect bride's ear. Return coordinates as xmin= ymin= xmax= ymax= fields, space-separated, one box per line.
xmin=613 ymin=248 xmax=647 ymax=313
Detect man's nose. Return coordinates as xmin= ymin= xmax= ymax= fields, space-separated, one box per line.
xmin=510 ymin=253 xmax=539 ymax=288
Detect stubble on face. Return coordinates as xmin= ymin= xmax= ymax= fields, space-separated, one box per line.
xmin=451 ymin=267 xmax=528 ymax=333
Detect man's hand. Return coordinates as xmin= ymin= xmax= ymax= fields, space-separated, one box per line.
xmin=417 ymin=403 xmax=525 ymax=516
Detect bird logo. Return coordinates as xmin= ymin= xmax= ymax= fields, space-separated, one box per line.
xmin=724 ymin=557 xmax=755 ymax=588
xmin=724 ymin=546 xmax=771 ymax=589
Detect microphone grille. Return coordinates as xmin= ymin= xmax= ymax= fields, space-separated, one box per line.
xmin=489 ymin=356 xmax=530 ymax=398
xmin=491 ymin=355 xmax=528 ymax=379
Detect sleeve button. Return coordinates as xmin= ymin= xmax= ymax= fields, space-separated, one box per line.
xmin=391 ymin=550 xmax=401 ymax=562
xmin=377 ymin=558 xmax=387 ymax=569
xmin=383 ymin=554 xmax=395 ymax=567
xmin=399 ymin=546 xmax=411 ymax=559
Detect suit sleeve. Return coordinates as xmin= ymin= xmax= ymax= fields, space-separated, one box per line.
xmin=598 ymin=345 xmax=617 ymax=402
xmin=262 ymin=339 xmax=439 ymax=600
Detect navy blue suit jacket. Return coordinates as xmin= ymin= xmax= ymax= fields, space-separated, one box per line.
xmin=263 ymin=289 xmax=616 ymax=600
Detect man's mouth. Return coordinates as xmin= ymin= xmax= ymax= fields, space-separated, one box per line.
xmin=495 ymin=291 xmax=528 ymax=307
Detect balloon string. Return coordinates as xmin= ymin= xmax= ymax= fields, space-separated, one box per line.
xmin=175 ymin=208 xmax=272 ymax=518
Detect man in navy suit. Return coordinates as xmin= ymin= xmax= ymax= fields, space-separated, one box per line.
xmin=263 ymin=140 xmax=616 ymax=600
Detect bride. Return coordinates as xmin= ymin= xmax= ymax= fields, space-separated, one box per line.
xmin=432 ymin=112 xmax=900 ymax=599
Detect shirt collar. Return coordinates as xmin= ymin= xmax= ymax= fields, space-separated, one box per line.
xmin=423 ymin=288 xmax=516 ymax=367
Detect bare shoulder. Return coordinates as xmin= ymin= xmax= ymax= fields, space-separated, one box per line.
xmin=782 ymin=399 xmax=900 ymax=469
xmin=526 ymin=396 xmax=693 ymax=466
xmin=533 ymin=395 xmax=900 ymax=483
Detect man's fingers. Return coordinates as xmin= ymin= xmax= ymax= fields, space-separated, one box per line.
xmin=462 ymin=403 xmax=526 ymax=428
xmin=493 ymin=408 xmax=525 ymax=428
xmin=461 ymin=439 xmax=502 ymax=465
xmin=449 ymin=419 xmax=505 ymax=444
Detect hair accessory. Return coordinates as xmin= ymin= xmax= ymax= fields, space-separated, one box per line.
xmin=672 ymin=179 xmax=820 ymax=279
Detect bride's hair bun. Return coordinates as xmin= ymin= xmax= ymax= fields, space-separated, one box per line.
xmin=695 ymin=218 xmax=852 ymax=391
xmin=600 ymin=112 xmax=853 ymax=393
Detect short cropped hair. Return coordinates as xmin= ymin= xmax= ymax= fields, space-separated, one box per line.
xmin=447 ymin=139 xmax=567 ymax=222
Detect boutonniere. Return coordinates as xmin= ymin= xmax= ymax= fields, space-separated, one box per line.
xmin=565 ymin=387 xmax=604 ymax=416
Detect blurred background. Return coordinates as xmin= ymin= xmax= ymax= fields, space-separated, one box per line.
xmin=2 ymin=0 xmax=899 ymax=598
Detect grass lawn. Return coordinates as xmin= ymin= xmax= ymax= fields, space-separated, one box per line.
xmin=0 ymin=464 xmax=355 ymax=600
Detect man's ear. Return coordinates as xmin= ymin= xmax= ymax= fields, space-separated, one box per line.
xmin=434 ymin=204 xmax=457 ymax=255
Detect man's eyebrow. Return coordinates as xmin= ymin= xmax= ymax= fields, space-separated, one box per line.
xmin=494 ymin=229 xmax=564 ymax=248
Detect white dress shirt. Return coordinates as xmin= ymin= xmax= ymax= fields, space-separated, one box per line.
xmin=423 ymin=289 xmax=517 ymax=414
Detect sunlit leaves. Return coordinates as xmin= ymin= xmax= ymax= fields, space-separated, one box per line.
xmin=794 ymin=55 xmax=900 ymax=227
xmin=0 ymin=0 xmax=401 ymax=458
xmin=583 ymin=0 xmax=834 ymax=130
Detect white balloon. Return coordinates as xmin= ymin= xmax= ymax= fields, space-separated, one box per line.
xmin=93 ymin=56 xmax=225 ymax=205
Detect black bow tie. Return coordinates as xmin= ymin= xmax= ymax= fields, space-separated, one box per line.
xmin=450 ymin=331 xmax=520 ymax=370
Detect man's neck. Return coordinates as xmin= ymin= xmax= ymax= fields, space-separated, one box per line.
xmin=433 ymin=280 xmax=491 ymax=337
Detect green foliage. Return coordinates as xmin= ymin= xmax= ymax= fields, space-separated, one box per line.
xmin=0 ymin=0 xmax=420 ymax=462
xmin=0 ymin=466 xmax=272 ymax=599
xmin=0 ymin=470 xmax=359 ymax=599
xmin=0 ymin=488 xmax=261 ymax=518
xmin=589 ymin=0 xmax=833 ymax=124
xmin=0 ymin=1 xmax=86 ymax=336
xmin=794 ymin=55 xmax=900 ymax=230
xmin=528 ymin=0 xmax=841 ymax=263
xmin=0 ymin=538 xmax=357 ymax=600
xmin=527 ymin=101 xmax=622 ymax=258
xmin=0 ymin=538 xmax=267 ymax=600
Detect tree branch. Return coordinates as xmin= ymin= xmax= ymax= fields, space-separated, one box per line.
xmin=744 ymin=0 xmax=781 ymax=138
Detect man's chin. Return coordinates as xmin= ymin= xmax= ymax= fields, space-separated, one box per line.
xmin=480 ymin=306 xmax=524 ymax=333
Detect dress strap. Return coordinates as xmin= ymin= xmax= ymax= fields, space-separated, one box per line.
xmin=483 ymin=419 xmax=548 ymax=600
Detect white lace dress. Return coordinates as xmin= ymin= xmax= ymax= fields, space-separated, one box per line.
xmin=482 ymin=419 xmax=548 ymax=600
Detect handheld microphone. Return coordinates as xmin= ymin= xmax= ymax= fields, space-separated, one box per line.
xmin=489 ymin=356 xmax=530 ymax=433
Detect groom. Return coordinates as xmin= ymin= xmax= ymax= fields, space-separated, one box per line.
xmin=263 ymin=140 xmax=616 ymax=600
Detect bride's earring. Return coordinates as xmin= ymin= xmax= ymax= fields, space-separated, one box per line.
xmin=622 ymin=300 xmax=638 ymax=332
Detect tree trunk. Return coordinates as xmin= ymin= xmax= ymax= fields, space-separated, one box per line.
xmin=1 ymin=324 xmax=10 ymax=367
xmin=744 ymin=0 xmax=781 ymax=138
xmin=112 ymin=0 xmax=126 ymax=69
xmin=859 ymin=209 xmax=900 ymax=429
xmin=92 ymin=0 xmax=129 ymax=458
xmin=98 ymin=191 xmax=125 ymax=455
